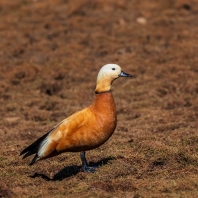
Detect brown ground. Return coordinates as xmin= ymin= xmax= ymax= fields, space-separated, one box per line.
xmin=0 ymin=0 xmax=198 ymax=197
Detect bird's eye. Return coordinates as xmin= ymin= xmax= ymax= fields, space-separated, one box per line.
xmin=112 ymin=68 xmax=115 ymax=70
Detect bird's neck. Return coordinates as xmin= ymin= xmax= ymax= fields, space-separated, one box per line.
xmin=95 ymin=79 xmax=112 ymax=94
xmin=90 ymin=91 xmax=116 ymax=114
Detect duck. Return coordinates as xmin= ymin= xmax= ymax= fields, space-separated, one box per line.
xmin=20 ymin=64 xmax=132 ymax=173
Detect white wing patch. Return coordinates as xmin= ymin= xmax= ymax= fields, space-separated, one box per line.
xmin=38 ymin=136 xmax=51 ymax=157
xmin=37 ymin=119 xmax=67 ymax=157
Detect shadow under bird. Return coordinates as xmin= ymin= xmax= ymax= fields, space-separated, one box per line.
xmin=20 ymin=64 xmax=132 ymax=173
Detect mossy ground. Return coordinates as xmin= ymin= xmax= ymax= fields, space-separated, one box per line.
xmin=0 ymin=0 xmax=198 ymax=197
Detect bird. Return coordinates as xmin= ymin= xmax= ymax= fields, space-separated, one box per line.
xmin=20 ymin=64 xmax=132 ymax=173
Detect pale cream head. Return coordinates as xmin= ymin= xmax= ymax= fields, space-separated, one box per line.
xmin=95 ymin=64 xmax=122 ymax=93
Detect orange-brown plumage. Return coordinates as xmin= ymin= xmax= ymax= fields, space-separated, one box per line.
xmin=20 ymin=64 xmax=131 ymax=172
xmin=52 ymin=92 xmax=117 ymax=153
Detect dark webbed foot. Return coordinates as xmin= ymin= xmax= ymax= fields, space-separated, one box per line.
xmin=80 ymin=151 xmax=99 ymax=173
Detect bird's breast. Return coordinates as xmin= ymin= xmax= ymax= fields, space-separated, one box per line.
xmin=87 ymin=92 xmax=117 ymax=147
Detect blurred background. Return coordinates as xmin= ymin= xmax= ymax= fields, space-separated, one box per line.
xmin=0 ymin=0 xmax=198 ymax=197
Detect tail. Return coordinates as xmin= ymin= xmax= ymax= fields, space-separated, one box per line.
xmin=20 ymin=119 xmax=66 ymax=166
xmin=20 ymin=129 xmax=53 ymax=166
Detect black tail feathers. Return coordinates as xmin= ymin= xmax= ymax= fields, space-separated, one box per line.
xmin=20 ymin=120 xmax=65 ymax=165
xmin=29 ymin=154 xmax=39 ymax=166
xmin=20 ymin=130 xmax=51 ymax=165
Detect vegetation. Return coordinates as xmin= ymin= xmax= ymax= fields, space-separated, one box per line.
xmin=0 ymin=0 xmax=198 ymax=197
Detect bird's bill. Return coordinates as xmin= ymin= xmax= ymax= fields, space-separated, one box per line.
xmin=118 ymin=71 xmax=132 ymax=77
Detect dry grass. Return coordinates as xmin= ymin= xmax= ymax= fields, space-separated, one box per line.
xmin=0 ymin=0 xmax=198 ymax=197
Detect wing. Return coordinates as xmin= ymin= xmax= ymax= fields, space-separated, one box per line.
xmin=20 ymin=107 xmax=94 ymax=165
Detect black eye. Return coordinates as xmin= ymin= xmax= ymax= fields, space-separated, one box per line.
xmin=112 ymin=68 xmax=115 ymax=70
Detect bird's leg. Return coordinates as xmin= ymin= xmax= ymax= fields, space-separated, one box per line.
xmin=80 ymin=151 xmax=98 ymax=173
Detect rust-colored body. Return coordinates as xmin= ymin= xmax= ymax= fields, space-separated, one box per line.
xmin=41 ymin=92 xmax=117 ymax=159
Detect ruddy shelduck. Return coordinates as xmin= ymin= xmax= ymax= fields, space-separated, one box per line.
xmin=20 ymin=64 xmax=132 ymax=172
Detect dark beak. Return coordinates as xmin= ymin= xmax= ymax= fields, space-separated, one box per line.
xmin=118 ymin=71 xmax=132 ymax=77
